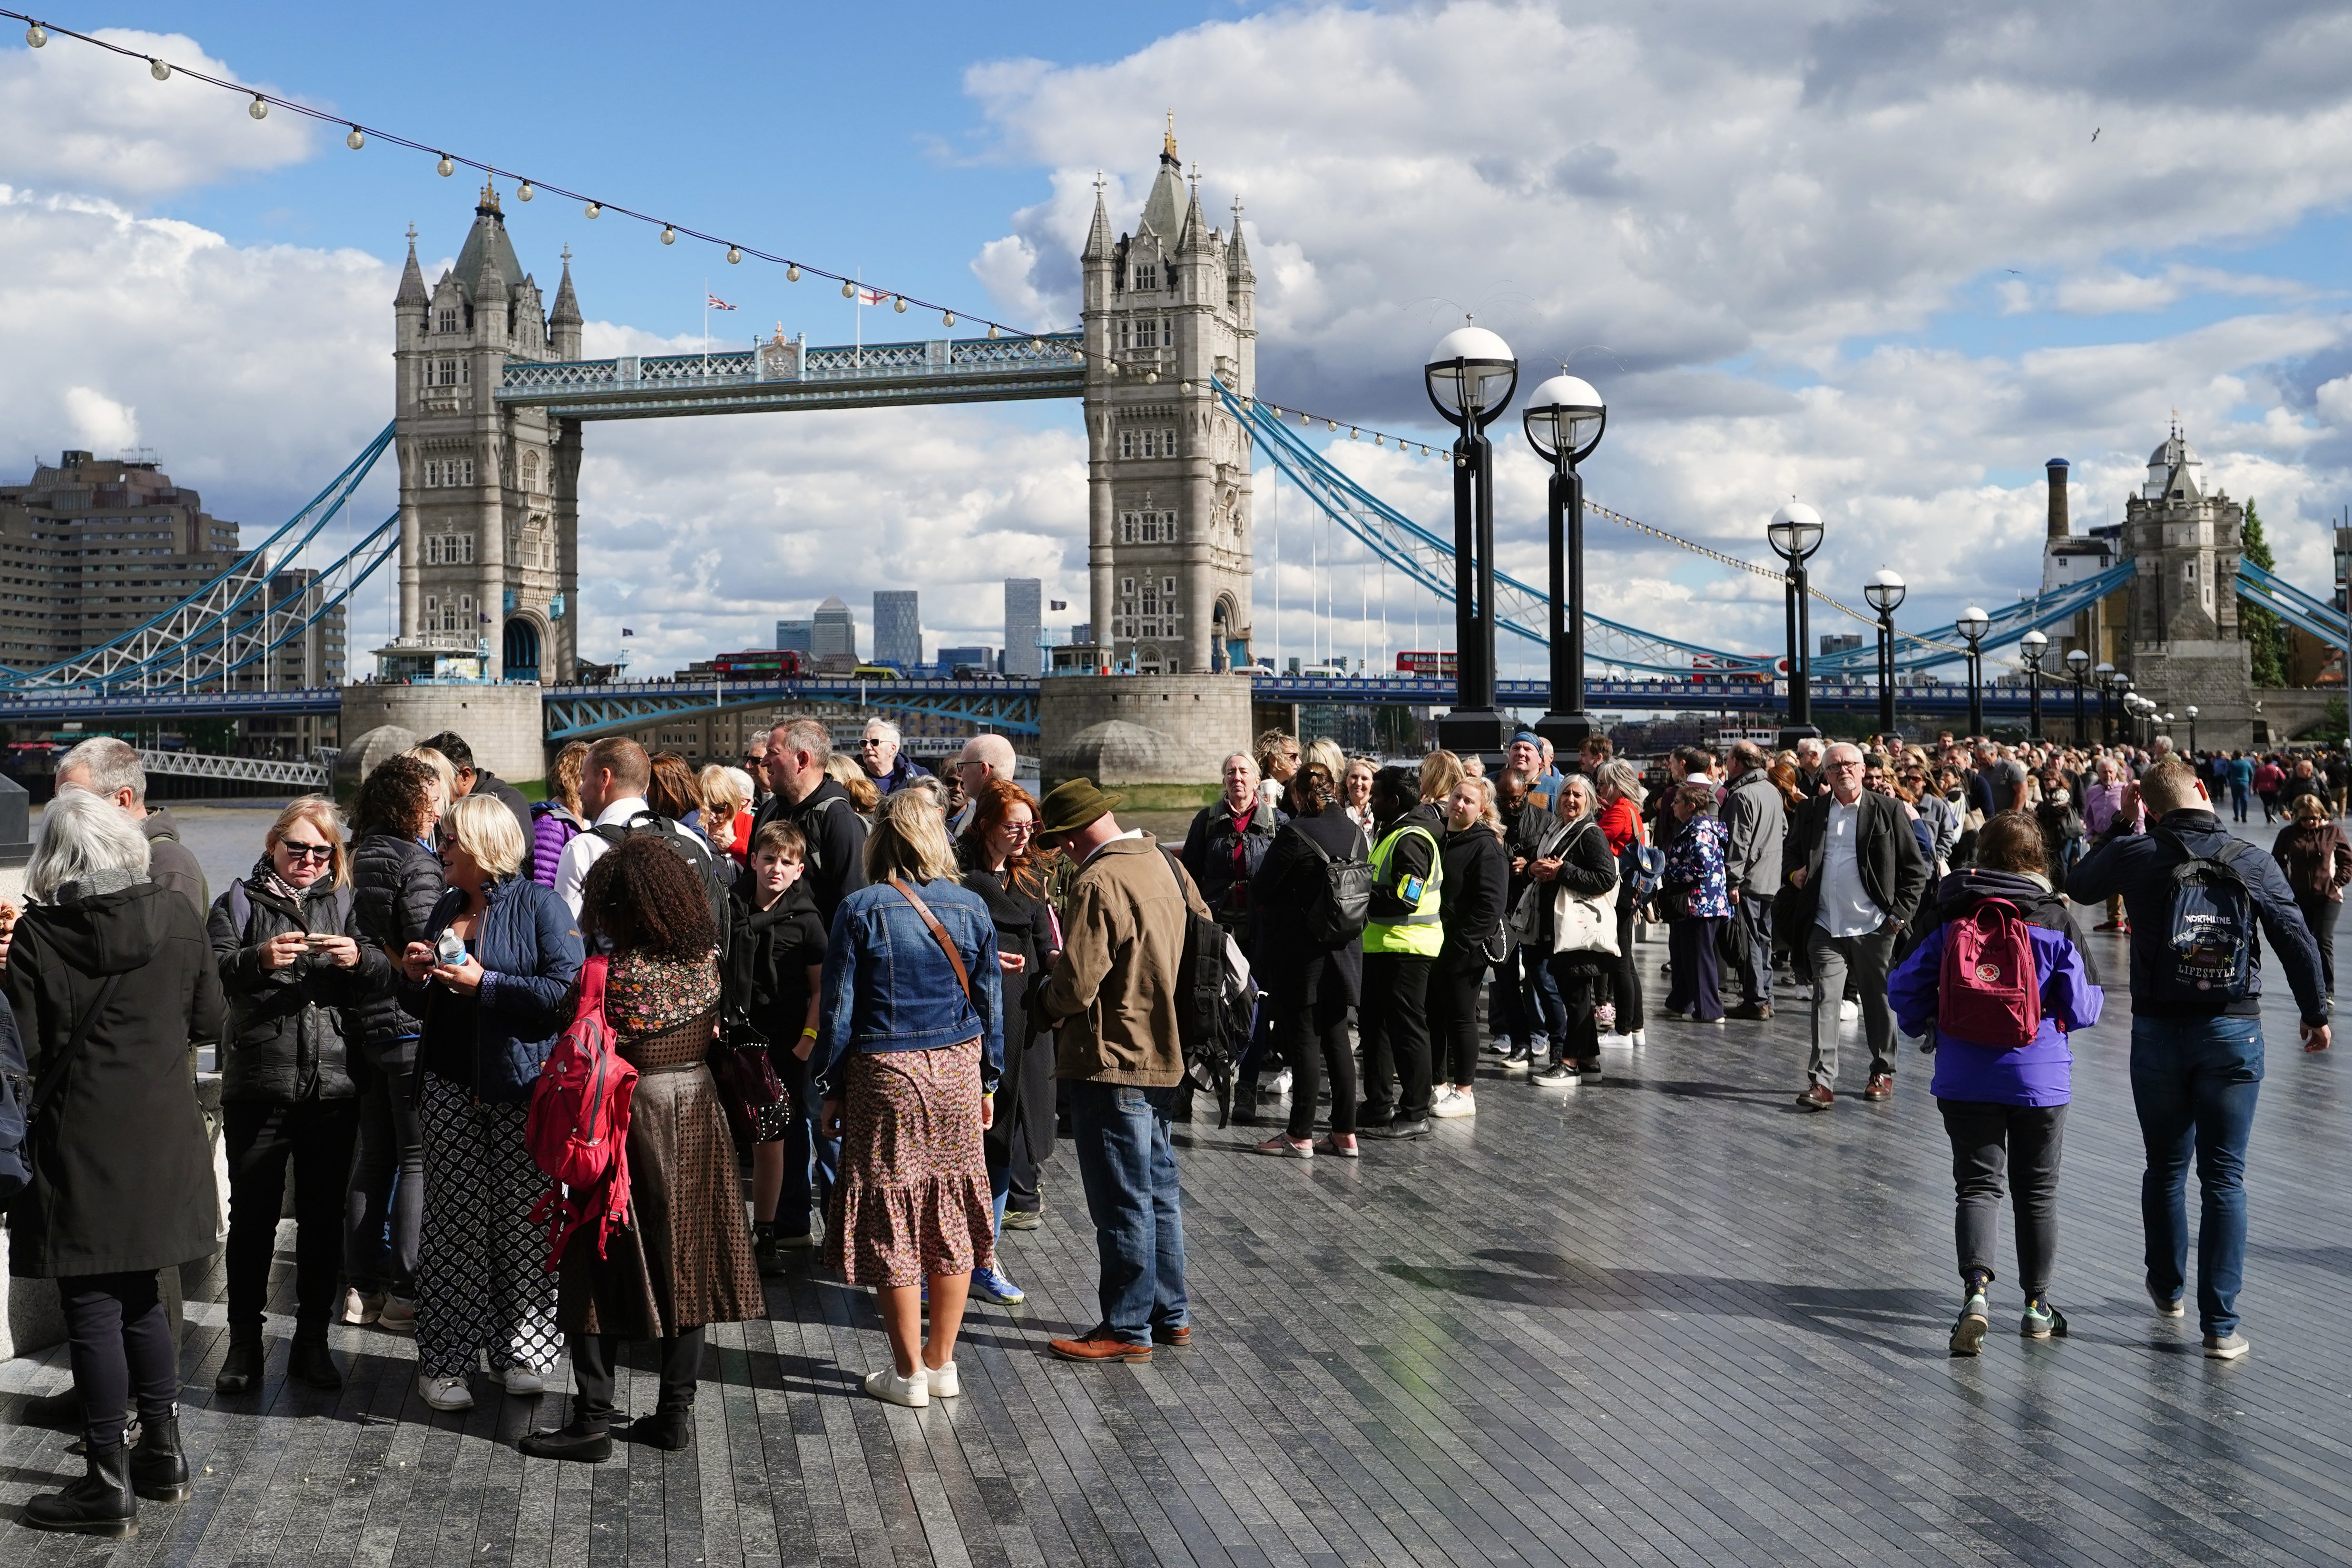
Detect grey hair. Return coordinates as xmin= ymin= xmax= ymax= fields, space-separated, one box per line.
xmin=774 ymin=717 xmax=832 ymax=765
xmin=1825 ymin=740 xmax=1865 ymax=765
xmin=1595 ymin=758 xmax=1645 ymax=806
xmin=1221 ymin=752 xmax=1258 ymax=777
xmin=28 ymin=785 xmax=151 ymax=901
xmin=56 ymin=735 xmax=147 ymax=806
xmin=964 ymin=733 xmax=1017 ymax=777
xmin=862 ymin=716 xmax=903 ymax=746
xmin=1555 ymin=773 xmax=1598 ymax=821
xmin=1795 ymin=737 xmax=1825 ymax=761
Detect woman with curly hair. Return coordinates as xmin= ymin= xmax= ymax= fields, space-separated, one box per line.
xmin=956 ymin=777 xmax=1058 ymax=1297
xmin=519 ymin=835 xmax=761 ymax=1463
xmin=818 ymin=791 xmax=1000 ymax=1408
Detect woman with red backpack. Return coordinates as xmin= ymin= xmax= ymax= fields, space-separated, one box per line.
xmin=1887 ymin=812 xmax=2103 ymax=1357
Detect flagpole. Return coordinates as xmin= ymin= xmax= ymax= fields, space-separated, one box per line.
xmin=702 ymin=277 xmax=709 ymax=372
xmin=855 ymin=267 xmax=862 ymax=364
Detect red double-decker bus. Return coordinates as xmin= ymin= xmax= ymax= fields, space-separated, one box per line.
xmin=1394 ymin=650 xmax=1458 ymax=677
xmin=711 ymin=649 xmax=806 ymax=679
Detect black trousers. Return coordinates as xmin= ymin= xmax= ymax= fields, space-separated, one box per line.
xmin=1665 ymin=916 xmax=1726 ymax=1021
xmin=1545 ymin=959 xmax=1607 ymax=1068
xmin=61 ymin=1271 xmax=178 ymax=1450
xmin=1281 ymin=989 xmax=1357 ymax=1139
xmin=1359 ymin=953 xmax=1434 ymax=1122
xmin=226 ymin=1097 xmax=361 ymax=1339
xmin=346 ymin=1053 xmax=423 ymax=1296
xmin=1608 ymin=899 xmax=1645 ymax=1033
xmin=1939 ymin=1099 xmax=2068 ymax=1299
xmin=2294 ymin=891 xmax=2340 ymax=996
xmin=570 ymin=1327 xmax=706 ymax=1432
xmin=1428 ymin=953 xmax=1486 ymax=1088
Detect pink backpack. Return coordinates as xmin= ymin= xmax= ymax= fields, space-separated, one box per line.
xmin=1937 ymin=899 xmax=2041 ymax=1049
xmin=525 ymin=957 xmax=637 ymax=1267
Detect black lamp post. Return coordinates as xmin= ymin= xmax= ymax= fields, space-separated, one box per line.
xmin=1767 ymin=502 xmax=1825 ymax=750
xmin=2020 ymin=629 xmax=2047 ymax=742
xmin=1426 ymin=325 xmax=1518 ymax=760
xmin=2186 ymin=704 xmax=2199 ymax=753
xmin=2066 ymin=647 xmax=2090 ymax=745
xmin=2113 ymin=674 xmax=2135 ymax=749
xmin=2096 ymin=662 xmax=2117 ymax=746
xmin=1958 ymin=605 xmax=1991 ymax=740
xmin=1523 ymin=372 xmax=1607 ymax=755
xmin=1864 ymin=567 xmax=1906 ymax=737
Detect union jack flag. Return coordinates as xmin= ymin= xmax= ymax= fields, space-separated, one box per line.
xmin=706 ymin=293 xmax=736 ymax=310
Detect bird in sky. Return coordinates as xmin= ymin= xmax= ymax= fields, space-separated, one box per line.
xmin=2091 ymin=127 xmax=2101 ymax=141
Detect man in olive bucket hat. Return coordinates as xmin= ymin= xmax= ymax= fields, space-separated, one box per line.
xmin=1030 ymin=779 xmax=1213 ymax=1363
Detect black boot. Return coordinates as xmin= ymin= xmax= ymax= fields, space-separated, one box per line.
xmin=753 ymin=1230 xmax=787 ymax=1278
xmin=24 ymin=1440 xmax=138 ymax=1537
xmin=288 ymin=1335 xmax=343 ymax=1391
xmin=626 ymin=1406 xmax=693 ymax=1451
xmin=129 ymin=1414 xmax=192 ymax=1503
xmin=214 ymin=1336 xmax=264 ymax=1396
xmin=518 ymin=1418 xmax=612 ymax=1463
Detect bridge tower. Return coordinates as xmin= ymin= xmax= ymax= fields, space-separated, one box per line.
xmin=1080 ymin=122 xmax=1256 ymax=675
xmin=2121 ymin=422 xmax=2252 ymax=748
xmin=387 ymin=184 xmax=578 ymax=684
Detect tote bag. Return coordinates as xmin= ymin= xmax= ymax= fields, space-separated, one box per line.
xmin=1551 ymin=823 xmax=1623 ymax=958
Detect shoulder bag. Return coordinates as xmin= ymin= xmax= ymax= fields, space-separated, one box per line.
xmin=891 ymin=877 xmax=981 ymax=1017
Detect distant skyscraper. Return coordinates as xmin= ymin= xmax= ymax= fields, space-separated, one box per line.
xmin=774 ymin=618 xmax=813 ymax=655
xmin=873 ymin=590 xmax=920 ymax=668
xmin=1004 ymin=578 xmax=1042 ymax=676
xmin=811 ymin=595 xmax=858 ymax=661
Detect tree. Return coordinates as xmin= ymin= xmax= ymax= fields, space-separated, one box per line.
xmin=2239 ymin=499 xmax=2290 ymax=687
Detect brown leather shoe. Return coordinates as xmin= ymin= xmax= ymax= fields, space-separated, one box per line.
xmin=1727 ymin=1002 xmax=1772 ymax=1021
xmin=1863 ymin=1073 xmax=1894 ymax=1101
xmin=1151 ymin=1324 xmax=1192 ymax=1348
xmin=1795 ymin=1084 xmax=1834 ymax=1111
xmin=1049 ymin=1333 xmax=1152 ymax=1364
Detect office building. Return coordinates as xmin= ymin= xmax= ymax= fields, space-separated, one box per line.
xmin=873 ymin=589 xmax=920 ymax=668
xmin=774 ymin=617 xmax=813 ymax=655
xmin=939 ymin=645 xmax=998 ymax=675
xmin=1004 ymin=578 xmax=1042 ymax=676
xmin=811 ymin=595 xmax=858 ymax=662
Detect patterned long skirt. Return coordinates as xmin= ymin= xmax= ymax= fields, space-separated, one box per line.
xmin=413 ymin=1075 xmax=561 ymax=1381
xmin=826 ymin=1039 xmax=996 ymax=1288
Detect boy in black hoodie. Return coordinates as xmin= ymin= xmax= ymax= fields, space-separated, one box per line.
xmin=723 ymin=821 xmax=830 ymax=1268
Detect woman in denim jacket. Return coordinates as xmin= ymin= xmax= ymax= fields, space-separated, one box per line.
xmin=397 ymin=794 xmax=583 ymax=1413
xmin=814 ymin=791 xmax=1002 ymax=1408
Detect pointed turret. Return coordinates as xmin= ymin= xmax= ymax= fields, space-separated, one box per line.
xmin=550 ymin=245 xmax=583 ymax=360
xmin=1137 ymin=113 xmax=1186 ymax=245
xmin=1226 ymin=198 xmax=1253 ymax=285
xmin=1178 ymin=175 xmax=1210 ymax=256
xmin=395 ymin=225 xmax=429 ymax=309
xmin=1082 ymin=178 xmax=1114 ymax=264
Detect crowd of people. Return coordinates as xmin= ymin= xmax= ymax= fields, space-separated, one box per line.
xmin=1 ymin=715 xmax=2339 ymax=1535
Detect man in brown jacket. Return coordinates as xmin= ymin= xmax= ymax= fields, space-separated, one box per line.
xmin=1033 ymin=779 xmax=1210 ymax=1363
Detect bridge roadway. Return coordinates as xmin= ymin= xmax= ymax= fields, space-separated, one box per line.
xmin=0 ymin=676 xmax=2055 ymax=743
xmin=4 ymin=912 xmax=2345 ymax=1565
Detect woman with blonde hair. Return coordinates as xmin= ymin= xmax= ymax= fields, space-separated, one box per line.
xmin=1428 ymin=774 xmax=1509 ymax=1116
xmin=826 ymin=753 xmax=882 ymax=817
xmin=404 ymin=746 xmax=458 ymax=818
xmin=698 ymin=763 xmax=753 ymax=865
xmin=816 ymin=790 xmax=1002 ymax=1407
xmin=400 ymin=793 xmax=583 ymax=1412
xmin=208 ymin=795 xmax=388 ymax=1395
xmin=531 ymin=740 xmax=589 ymax=890
xmin=1420 ymin=748 xmax=1466 ymax=806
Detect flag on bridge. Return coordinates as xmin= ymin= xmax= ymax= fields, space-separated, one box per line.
xmin=621 ymin=627 xmax=635 ymax=637
xmin=706 ymin=293 xmax=736 ymax=311
xmin=1050 ymin=599 xmax=1067 ymax=610
xmin=857 ymin=287 xmax=888 ymax=305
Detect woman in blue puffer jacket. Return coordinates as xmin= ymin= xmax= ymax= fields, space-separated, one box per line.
xmin=398 ymin=794 xmax=584 ymax=1413
xmin=1888 ymin=810 xmax=2102 ymax=1358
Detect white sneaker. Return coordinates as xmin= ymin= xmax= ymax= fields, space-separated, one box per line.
xmin=1840 ymin=999 xmax=1860 ymax=1022
xmin=1628 ymin=1030 xmax=1645 ymax=1049
xmin=1430 ymin=1087 xmax=1476 ymax=1118
xmin=502 ymin=1365 xmax=546 ymax=1396
xmin=342 ymin=1287 xmax=382 ymax=1326
xmin=1429 ymin=1084 xmax=1457 ymax=1108
xmin=926 ymin=1361 xmax=961 ymax=1399
xmin=415 ymin=1373 xmax=474 ymax=1411
xmin=864 ymin=1366 xmax=930 ymax=1408
xmin=375 ymin=1296 xmax=418 ymax=1334
xmin=1266 ymin=1068 xmax=1294 ymax=1100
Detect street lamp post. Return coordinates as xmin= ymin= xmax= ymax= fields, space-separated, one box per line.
xmin=2096 ymin=663 xmax=2117 ymax=745
xmin=2186 ymin=704 xmax=2199 ymax=753
xmin=1958 ymin=606 xmax=1991 ymax=740
xmin=1864 ymin=568 xmax=1906 ymax=738
xmin=2066 ymin=647 xmax=2091 ymax=745
xmin=2020 ymin=629 xmax=2048 ymax=742
xmin=1768 ymin=503 xmax=1826 ymax=750
xmin=1523 ymin=373 xmax=1607 ymax=756
xmin=1427 ymin=326 xmax=1519 ymax=760
xmin=2114 ymin=675 xmax=2134 ymax=749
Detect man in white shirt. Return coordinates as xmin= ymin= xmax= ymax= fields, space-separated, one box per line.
xmin=551 ymin=736 xmax=654 ymax=917
xmin=1781 ymin=741 xmax=1930 ymax=1109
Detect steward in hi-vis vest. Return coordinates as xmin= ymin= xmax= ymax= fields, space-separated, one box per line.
xmin=1357 ymin=765 xmax=1447 ymax=1138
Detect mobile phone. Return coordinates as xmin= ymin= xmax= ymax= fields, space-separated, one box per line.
xmin=306 ymin=932 xmax=336 ymax=949
xmin=435 ymin=930 xmax=466 ymax=967
xmin=1400 ymin=874 xmax=1426 ymax=903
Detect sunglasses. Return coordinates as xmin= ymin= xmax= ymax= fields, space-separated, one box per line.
xmin=281 ymin=842 xmax=334 ymax=862
xmin=1001 ymin=821 xmax=1038 ymax=837
xmin=859 ymin=738 xmax=890 ymax=748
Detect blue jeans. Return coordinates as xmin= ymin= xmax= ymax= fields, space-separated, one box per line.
xmin=2130 ymin=1015 xmax=2264 ymax=1337
xmin=1068 ymin=1080 xmax=1188 ymax=1344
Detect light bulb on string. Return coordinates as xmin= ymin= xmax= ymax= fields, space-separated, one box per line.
xmin=1350 ymin=427 xmax=1359 ymax=440
xmin=942 ymin=311 xmax=955 ymax=327
xmin=785 ymin=265 xmax=800 ymax=282
xmin=248 ymin=95 xmax=268 ymax=120
xmin=892 ymin=296 xmax=906 ymax=313
xmin=436 ymin=154 xmax=453 ymax=176
xmin=25 ymin=22 xmax=45 ymax=47
xmin=841 ymin=280 xmax=855 ymax=298
xmin=1300 ymin=412 xmax=1311 ymax=426
xmin=149 ymin=57 xmax=169 ymax=81
xmin=1145 ymin=370 xmax=1159 ymax=384
xmin=725 ymin=246 xmax=741 ymax=265
xmin=986 ymin=323 xmax=998 ymax=338
xmin=584 ymin=202 xmax=599 ymax=219
xmin=516 ymin=181 xmax=533 ymax=201
xmin=1180 ymin=381 xmax=1193 ymax=394
xmin=659 ymin=225 xmax=675 ymax=245
xmin=1326 ymin=420 xmax=1337 ymax=432
xmin=346 ymin=126 xmax=364 ymax=150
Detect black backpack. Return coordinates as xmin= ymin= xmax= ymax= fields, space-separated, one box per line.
xmin=593 ymin=813 xmax=734 ymax=954
xmin=1285 ymin=823 xmax=1373 ymax=947
xmin=1159 ymin=849 xmax=1257 ymax=1127
xmin=2152 ymin=829 xmax=2262 ymax=1005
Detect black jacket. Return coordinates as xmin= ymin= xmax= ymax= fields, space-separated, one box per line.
xmin=960 ymin=860 xmax=1059 ymax=1167
xmin=1781 ymin=788 xmax=1932 ymax=936
xmin=1179 ymin=797 xmax=1283 ymax=930
xmin=2068 ymin=808 xmax=2329 ymax=1026
xmin=141 ymin=807 xmax=209 ymax=923
xmin=207 ymin=862 xmax=391 ymax=1104
xmin=754 ymin=779 xmax=869 ymax=931
xmin=1437 ymin=824 xmax=1510 ymax=965
xmin=350 ymin=830 xmax=446 ymax=1061
xmin=721 ymin=873 xmax=828 ymax=1046
xmin=471 ymin=771 xmax=538 ymax=880
xmin=5 ymin=878 xmax=225 ymax=1278
xmin=1252 ymin=807 xmax=1369 ymax=1009
xmin=1512 ymin=813 xmax=1618 ymax=962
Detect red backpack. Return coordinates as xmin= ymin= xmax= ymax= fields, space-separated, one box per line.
xmin=1937 ymin=899 xmax=2042 ymax=1049
xmin=525 ymin=957 xmax=637 ymax=1267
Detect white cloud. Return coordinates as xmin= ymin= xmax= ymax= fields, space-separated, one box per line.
xmin=62 ymin=386 xmax=139 ymax=451
xmin=0 ymin=30 xmax=313 ymax=198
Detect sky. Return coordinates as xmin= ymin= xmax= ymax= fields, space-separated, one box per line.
xmin=5 ymin=0 xmax=2352 ymax=681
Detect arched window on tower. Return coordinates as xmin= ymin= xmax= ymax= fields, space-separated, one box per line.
xmin=523 ymin=451 xmax=541 ymax=493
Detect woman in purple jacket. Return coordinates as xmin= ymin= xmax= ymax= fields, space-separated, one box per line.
xmin=1889 ymin=811 xmax=2102 ymax=1356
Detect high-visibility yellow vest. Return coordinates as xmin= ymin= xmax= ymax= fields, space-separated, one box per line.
xmin=1363 ymin=822 xmax=1443 ymax=957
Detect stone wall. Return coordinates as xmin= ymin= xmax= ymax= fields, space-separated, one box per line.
xmin=340 ymin=682 xmax=545 ymax=784
xmin=1039 ymin=672 xmax=1253 ymax=809
xmin=2128 ymin=640 xmax=2254 ymax=752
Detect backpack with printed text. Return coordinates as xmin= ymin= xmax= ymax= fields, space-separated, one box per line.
xmin=1938 ymin=898 xmax=2041 ymax=1048
xmin=525 ymin=957 xmax=638 ymax=1268
xmin=2153 ymin=831 xmax=2261 ymax=1004
xmin=592 ymin=812 xmax=732 ymax=954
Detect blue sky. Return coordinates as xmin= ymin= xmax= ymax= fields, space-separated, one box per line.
xmin=7 ymin=0 xmax=2352 ymax=677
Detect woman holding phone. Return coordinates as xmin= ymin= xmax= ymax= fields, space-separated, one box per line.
xmin=206 ymin=795 xmax=389 ymax=1396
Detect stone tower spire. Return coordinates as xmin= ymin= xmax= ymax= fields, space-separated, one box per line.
xmin=395 ymin=224 xmax=429 ymax=310
xmin=549 ymin=245 xmax=583 ymax=361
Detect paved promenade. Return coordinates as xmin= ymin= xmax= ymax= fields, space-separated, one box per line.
xmin=5 ymin=921 xmax=2351 ymax=1565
